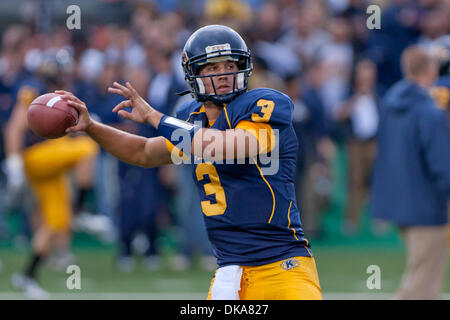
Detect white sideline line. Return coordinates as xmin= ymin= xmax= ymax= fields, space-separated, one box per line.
xmin=0 ymin=292 xmax=449 ymax=300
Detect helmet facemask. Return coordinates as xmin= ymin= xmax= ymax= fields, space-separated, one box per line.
xmin=183 ymin=48 xmax=253 ymax=106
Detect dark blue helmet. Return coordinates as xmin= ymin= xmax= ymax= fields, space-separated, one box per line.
xmin=181 ymin=25 xmax=253 ymax=106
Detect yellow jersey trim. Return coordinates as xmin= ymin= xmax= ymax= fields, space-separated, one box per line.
xmin=286 ymin=200 xmax=299 ymax=240
xmin=235 ymin=120 xmax=275 ymax=153
xmin=223 ymin=105 xmax=232 ymax=129
xmin=252 ymin=158 xmax=276 ymax=223
xmin=304 ymin=246 xmax=313 ymax=257
xmin=165 ymin=139 xmax=190 ymax=161
xmin=186 ymin=105 xmax=206 ymax=122
xmin=165 ymin=139 xmax=175 ymax=153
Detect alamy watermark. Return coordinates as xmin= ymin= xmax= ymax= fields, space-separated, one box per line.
xmin=169 ymin=123 xmax=280 ymax=176
xmin=366 ymin=265 xmax=381 ymax=290
xmin=366 ymin=4 xmax=381 ymax=30
xmin=66 ymin=264 xmax=81 ymax=290
xmin=66 ymin=5 xmax=81 ymax=30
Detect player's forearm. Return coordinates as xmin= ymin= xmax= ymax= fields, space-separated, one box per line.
xmin=4 ymin=106 xmax=27 ymax=155
xmin=191 ymin=128 xmax=255 ymax=161
xmin=157 ymin=116 xmax=262 ymax=161
xmin=144 ymin=108 xmax=164 ymax=130
xmin=4 ymin=124 xmax=24 ymax=156
xmin=85 ymin=119 xmax=152 ymax=167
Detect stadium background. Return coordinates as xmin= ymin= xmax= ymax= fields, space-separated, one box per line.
xmin=0 ymin=0 xmax=448 ymax=299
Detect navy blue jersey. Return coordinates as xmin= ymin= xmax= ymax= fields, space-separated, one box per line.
xmin=173 ymin=88 xmax=312 ymax=267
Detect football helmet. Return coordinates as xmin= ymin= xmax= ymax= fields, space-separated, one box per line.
xmin=181 ymin=25 xmax=253 ymax=106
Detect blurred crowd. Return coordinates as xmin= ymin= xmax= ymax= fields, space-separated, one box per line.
xmin=0 ymin=0 xmax=449 ymax=272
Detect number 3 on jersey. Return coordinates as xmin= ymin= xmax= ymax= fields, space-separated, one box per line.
xmin=252 ymin=99 xmax=274 ymax=122
xmin=196 ymin=162 xmax=227 ymax=216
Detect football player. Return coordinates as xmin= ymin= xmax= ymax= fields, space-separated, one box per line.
xmin=5 ymin=51 xmax=99 ymax=299
xmin=61 ymin=25 xmax=322 ymax=300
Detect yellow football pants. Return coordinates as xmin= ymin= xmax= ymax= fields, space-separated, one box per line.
xmin=23 ymin=135 xmax=98 ymax=232
xmin=207 ymin=256 xmax=322 ymax=300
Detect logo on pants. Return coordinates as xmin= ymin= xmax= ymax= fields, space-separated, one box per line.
xmin=280 ymin=258 xmax=300 ymax=271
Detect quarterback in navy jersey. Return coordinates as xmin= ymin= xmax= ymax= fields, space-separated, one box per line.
xmin=61 ymin=25 xmax=322 ymax=300
xmin=172 ymin=88 xmax=312 ymax=267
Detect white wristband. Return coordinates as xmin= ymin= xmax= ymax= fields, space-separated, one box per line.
xmin=5 ymin=153 xmax=25 ymax=190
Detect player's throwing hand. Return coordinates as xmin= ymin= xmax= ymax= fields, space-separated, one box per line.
xmin=56 ymin=90 xmax=93 ymax=133
xmin=108 ymin=81 xmax=155 ymax=124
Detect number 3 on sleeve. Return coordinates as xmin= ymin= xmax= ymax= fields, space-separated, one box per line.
xmin=252 ymin=99 xmax=274 ymax=123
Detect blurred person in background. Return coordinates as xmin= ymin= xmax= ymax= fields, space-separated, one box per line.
xmin=417 ymin=4 xmax=448 ymax=49
xmin=336 ymin=59 xmax=379 ymax=235
xmin=341 ymin=0 xmax=373 ymax=57
xmin=248 ymin=58 xmax=286 ymax=93
xmin=4 ymin=49 xmax=99 ymax=299
xmin=115 ymin=66 xmax=163 ymax=272
xmin=426 ymin=35 xmax=450 ymax=245
xmin=0 ymin=25 xmax=32 ymax=240
xmin=428 ymin=37 xmax=450 ymax=121
xmin=0 ymin=25 xmax=35 ymax=242
xmin=249 ymin=1 xmax=301 ymax=81
xmin=422 ymin=2 xmax=450 ymax=124
xmin=63 ymin=28 xmax=116 ymax=241
xmin=0 ymin=25 xmax=32 ymax=90
xmin=289 ymin=62 xmax=331 ymax=239
xmin=0 ymin=79 xmax=11 ymax=239
xmin=144 ymin=23 xmax=191 ymax=270
xmin=203 ymin=0 xmax=252 ymax=30
xmin=87 ymin=59 xmax=122 ymax=240
xmin=247 ymin=1 xmax=284 ymax=44
xmin=145 ymin=30 xmax=186 ymax=117
xmin=78 ymin=25 xmax=111 ymax=84
xmin=318 ymin=15 xmax=354 ymax=130
xmin=104 ymin=27 xmax=146 ymax=70
xmin=371 ymin=46 xmax=450 ymax=299
xmin=280 ymin=1 xmax=330 ymax=67
xmin=366 ymin=0 xmax=422 ymax=94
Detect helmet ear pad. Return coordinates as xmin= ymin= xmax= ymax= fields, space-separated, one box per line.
xmin=195 ymin=78 xmax=206 ymax=94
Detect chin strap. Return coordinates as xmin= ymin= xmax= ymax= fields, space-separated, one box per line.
xmin=175 ymin=90 xmax=192 ymax=96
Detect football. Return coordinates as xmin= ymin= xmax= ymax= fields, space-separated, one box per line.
xmin=27 ymin=93 xmax=78 ymax=139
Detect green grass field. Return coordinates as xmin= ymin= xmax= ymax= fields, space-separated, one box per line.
xmin=1 ymin=243 xmax=449 ymax=300
xmin=1 ymin=145 xmax=448 ymax=300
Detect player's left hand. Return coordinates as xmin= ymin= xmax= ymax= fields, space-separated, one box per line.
xmin=108 ymin=82 xmax=155 ymax=124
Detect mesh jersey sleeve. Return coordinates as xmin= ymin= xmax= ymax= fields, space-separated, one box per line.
xmin=230 ymin=89 xmax=294 ymax=130
xmin=230 ymin=89 xmax=294 ymax=153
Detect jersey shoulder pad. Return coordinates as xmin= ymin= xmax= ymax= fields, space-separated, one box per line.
xmin=174 ymin=100 xmax=203 ymax=121
xmin=228 ymin=88 xmax=294 ymax=128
